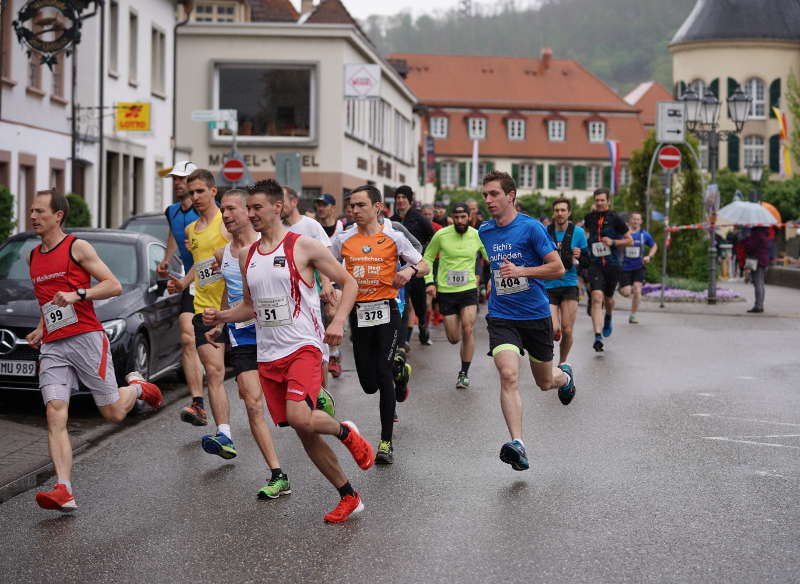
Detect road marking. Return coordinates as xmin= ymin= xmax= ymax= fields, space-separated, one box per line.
xmin=736 ymin=376 xmax=756 ymax=380
xmin=703 ymin=436 xmax=800 ymax=450
xmin=696 ymin=392 xmax=715 ymax=397
xmin=755 ymin=470 xmax=795 ymax=480
xmin=692 ymin=413 xmax=800 ymax=428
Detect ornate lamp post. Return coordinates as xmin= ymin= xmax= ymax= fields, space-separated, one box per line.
xmin=680 ymin=86 xmax=752 ymax=304
xmin=746 ymin=163 xmax=764 ymax=202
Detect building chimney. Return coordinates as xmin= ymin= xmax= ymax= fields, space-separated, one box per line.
xmin=301 ymin=0 xmax=315 ymax=14
xmin=540 ymin=48 xmax=553 ymax=73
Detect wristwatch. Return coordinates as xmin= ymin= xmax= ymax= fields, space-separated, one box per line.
xmin=76 ymin=288 xmax=87 ymax=301
xmin=407 ymin=265 xmax=419 ymax=276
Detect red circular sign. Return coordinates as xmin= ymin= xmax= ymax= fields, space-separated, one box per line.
xmin=222 ymin=158 xmax=245 ymax=181
xmin=658 ymin=145 xmax=682 ymax=170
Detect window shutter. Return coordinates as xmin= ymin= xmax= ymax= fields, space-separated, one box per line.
xmin=573 ymin=165 xmax=587 ymax=190
xmin=727 ymin=77 xmax=738 ymax=100
xmin=603 ymin=166 xmax=611 ymax=187
xmin=769 ymin=134 xmax=781 ymax=173
xmin=435 ymin=162 xmax=442 ymax=188
xmin=674 ymin=81 xmax=686 ymax=99
xmin=458 ymin=162 xmax=467 ymax=187
xmin=536 ymin=164 xmax=544 ymax=189
xmin=770 ymin=79 xmax=781 ymax=117
xmin=511 ymin=163 xmax=519 ymax=184
xmin=548 ymin=164 xmax=556 ymax=189
xmin=727 ymin=134 xmax=740 ymax=172
xmin=709 ymin=78 xmax=719 ymax=98
xmin=486 ymin=161 xmax=495 ymax=173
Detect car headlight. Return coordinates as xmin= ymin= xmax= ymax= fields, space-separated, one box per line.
xmin=102 ymin=319 xmax=127 ymax=343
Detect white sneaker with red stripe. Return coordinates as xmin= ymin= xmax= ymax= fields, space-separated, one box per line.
xmin=126 ymin=371 xmax=164 ymax=409
xmin=35 ymin=483 xmax=77 ymax=512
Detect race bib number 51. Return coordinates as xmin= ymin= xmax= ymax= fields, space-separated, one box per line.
xmin=43 ymin=301 xmax=78 ymax=334
xmin=195 ymin=258 xmax=222 ymax=288
xmin=255 ymin=297 xmax=292 ymax=327
xmin=492 ymin=271 xmax=529 ymax=295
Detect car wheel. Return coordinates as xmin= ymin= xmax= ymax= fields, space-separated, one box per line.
xmin=129 ymin=331 xmax=151 ymax=380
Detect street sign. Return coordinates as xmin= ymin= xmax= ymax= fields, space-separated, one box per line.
xmin=191 ymin=109 xmax=237 ymax=123
xmin=222 ymin=159 xmax=245 ymax=182
xmin=116 ymin=102 xmax=151 ymax=131
xmin=656 ymin=101 xmax=686 ymax=144
xmin=344 ymin=64 xmax=381 ymax=98
xmin=658 ymin=145 xmax=682 ymax=170
xmin=275 ymin=152 xmax=302 ymax=196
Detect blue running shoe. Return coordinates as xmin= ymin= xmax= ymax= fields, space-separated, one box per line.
xmin=201 ymin=432 xmax=237 ymax=459
xmin=557 ymin=363 xmax=575 ymax=405
xmin=499 ymin=440 xmax=529 ymax=471
xmin=603 ymin=314 xmax=613 ymax=337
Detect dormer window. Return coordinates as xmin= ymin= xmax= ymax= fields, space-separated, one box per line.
xmin=468 ymin=117 xmax=486 ymax=140
xmin=430 ymin=116 xmax=448 ymax=139
xmin=548 ymin=119 xmax=565 ymax=141
xmin=507 ymin=118 xmax=525 ymax=141
xmin=588 ymin=121 xmax=606 ymax=142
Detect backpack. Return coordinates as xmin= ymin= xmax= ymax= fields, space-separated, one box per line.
xmin=547 ymin=222 xmax=576 ymax=270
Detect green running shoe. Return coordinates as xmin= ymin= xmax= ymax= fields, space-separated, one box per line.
xmin=456 ymin=372 xmax=470 ymax=389
xmin=316 ymin=387 xmax=336 ymax=418
xmin=257 ymin=474 xmax=291 ymax=500
xmin=375 ymin=440 xmax=394 ymax=465
xmin=628 ymin=314 xmax=639 ymax=324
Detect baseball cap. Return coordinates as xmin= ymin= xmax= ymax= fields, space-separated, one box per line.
xmin=315 ymin=193 xmax=336 ymax=206
xmin=452 ymin=202 xmax=470 ymax=215
xmin=168 ymin=161 xmax=198 ymax=177
xmin=434 ymin=200 xmax=447 ymax=209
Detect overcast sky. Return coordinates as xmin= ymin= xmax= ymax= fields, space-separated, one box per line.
xmin=291 ymin=0 xmax=463 ymax=19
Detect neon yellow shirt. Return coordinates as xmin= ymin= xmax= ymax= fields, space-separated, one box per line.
xmin=187 ymin=211 xmax=228 ymax=313
xmin=423 ymin=225 xmax=488 ymax=293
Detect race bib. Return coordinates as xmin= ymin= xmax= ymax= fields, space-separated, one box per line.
xmin=493 ymin=271 xmax=529 ymax=295
xmin=43 ymin=302 xmax=78 ymax=334
xmin=356 ymin=300 xmax=390 ymax=327
xmin=625 ymin=246 xmax=641 ymax=259
xmin=195 ymin=258 xmax=222 ymax=288
xmin=592 ymin=242 xmax=611 ymax=257
xmin=446 ymin=270 xmax=469 ymax=287
xmin=230 ymin=299 xmax=256 ymax=329
xmin=255 ymin=297 xmax=292 ymax=328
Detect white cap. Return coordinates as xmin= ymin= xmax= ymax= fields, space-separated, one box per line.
xmin=168 ymin=161 xmax=198 ymax=177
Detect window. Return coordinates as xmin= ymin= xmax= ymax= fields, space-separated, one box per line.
xmin=743 ymin=135 xmax=765 ymax=167
xmin=345 ymin=98 xmax=357 ymax=135
xmin=194 ymin=2 xmax=238 ymax=22
xmin=150 ymin=27 xmax=166 ymax=95
xmin=507 ymin=118 xmax=525 ymax=141
xmin=440 ymin=161 xmax=458 ymax=187
xmin=368 ymin=99 xmax=392 ymax=150
xmin=555 ymin=165 xmax=571 ymax=189
xmin=217 ymin=64 xmax=314 ymax=142
xmin=689 ymin=79 xmax=705 ymax=98
xmin=588 ymin=121 xmax=605 ymax=142
xmin=518 ymin=163 xmax=535 ymax=188
xmin=587 ymin=165 xmax=602 ymax=190
xmin=109 ymin=1 xmax=119 ymax=74
xmin=548 ymin=120 xmax=565 ymax=142
xmin=468 ymin=118 xmax=486 ymax=140
xmin=51 ymin=57 xmax=64 ymax=98
xmin=128 ymin=11 xmax=138 ymax=85
xmin=698 ymin=138 xmax=709 ymax=170
xmin=1 ymin=3 xmax=12 ymax=80
xmin=430 ymin=116 xmax=448 ymax=139
xmin=620 ymin=166 xmax=630 ymax=186
xmin=395 ymin=112 xmax=411 ymax=162
xmin=744 ymin=78 xmax=766 ymax=119
xmin=477 ymin=162 xmax=492 ymax=178
xmin=27 ymin=54 xmax=42 ymax=91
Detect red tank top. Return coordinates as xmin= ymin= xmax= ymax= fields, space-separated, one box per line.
xmin=29 ymin=234 xmax=104 ymax=344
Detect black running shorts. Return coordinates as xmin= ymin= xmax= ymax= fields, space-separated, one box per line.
xmin=486 ymin=316 xmax=553 ymax=363
xmin=546 ymin=286 xmax=579 ymax=306
xmin=193 ymin=314 xmax=224 ymax=348
xmin=588 ymin=263 xmax=621 ymax=298
xmin=619 ymin=267 xmax=646 ymax=288
xmin=230 ymin=344 xmax=257 ymax=377
xmin=437 ymin=288 xmax=479 ymax=316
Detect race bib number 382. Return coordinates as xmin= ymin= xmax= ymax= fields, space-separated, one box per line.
xmin=43 ymin=302 xmax=78 ymax=334
xmin=195 ymin=258 xmax=222 ymax=288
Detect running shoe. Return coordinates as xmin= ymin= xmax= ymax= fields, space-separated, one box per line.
xmin=324 ymin=493 xmax=364 ymax=523
xmin=456 ymin=371 xmax=470 ymax=389
xmin=593 ymin=337 xmax=604 ymax=352
xmin=419 ymin=326 xmax=433 ymax=346
xmin=257 ymin=474 xmax=291 ymax=500
xmin=375 ymin=440 xmax=394 ymax=465
xmin=499 ymin=440 xmax=529 ymax=471
xmin=316 ymin=387 xmax=336 ymax=418
xmin=341 ymin=421 xmax=374 ymax=470
xmin=392 ymin=349 xmax=407 ymax=382
xmin=180 ymin=402 xmax=208 ymax=426
xmin=557 ymin=363 xmax=575 ymax=406
xmin=553 ymin=329 xmax=562 ymax=342
xmin=628 ymin=314 xmax=639 ymax=324
xmin=125 ymin=371 xmax=163 ymax=409
xmin=393 ymin=410 xmax=399 ymax=423
xmin=35 ymin=484 xmax=76 ymax=512
xmin=602 ymin=314 xmax=613 ymax=337
xmin=328 ymin=355 xmax=342 ymax=378
xmin=201 ymin=432 xmax=238 ymax=459
xmin=395 ymin=363 xmax=411 ymax=402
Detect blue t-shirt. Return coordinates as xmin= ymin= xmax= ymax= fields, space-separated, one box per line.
xmin=478 ymin=213 xmax=555 ymax=320
xmin=622 ymin=229 xmax=656 ymax=271
xmin=165 ymin=202 xmax=200 ymax=271
xmin=221 ymin=244 xmax=257 ymax=347
xmin=544 ymin=225 xmax=588 ymax=289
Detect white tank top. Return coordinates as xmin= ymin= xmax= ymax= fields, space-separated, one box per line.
xmin=244 ymin=232 xmax=324 ymax=362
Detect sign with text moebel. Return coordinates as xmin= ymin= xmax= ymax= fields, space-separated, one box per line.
xmin=116 ymin=102 xmax=151 ymax=131
xmin=344 ymin=64 xmax=381 ymax=98
xmin=656 ymin=101 xmax=686 ymax=144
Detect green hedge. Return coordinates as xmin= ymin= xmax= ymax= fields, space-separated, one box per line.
xmin=0 ymin=185 xmax=14 ymax=241
xmin=65 ymin=193 xmax=91 ymax=227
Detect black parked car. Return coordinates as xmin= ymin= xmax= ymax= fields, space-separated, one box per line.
xmin=119 ymin=212 xmax=169 ymax=243
xmin=0 ymin=229 xmax=185 ymax=392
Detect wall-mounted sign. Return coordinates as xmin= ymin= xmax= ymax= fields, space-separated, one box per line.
xmin=116 ymin=102 xmax=151 ymax=131
xmin=13 ymin=0 xmax=94 ymax=68
xmin=344 ymin=64 xmax=381 ymax=98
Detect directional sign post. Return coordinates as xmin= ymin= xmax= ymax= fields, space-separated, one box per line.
xmin=656 ymin=102 xmax=686 ymax=144
xmin=658 ymin=145 xmax=682 ymax=170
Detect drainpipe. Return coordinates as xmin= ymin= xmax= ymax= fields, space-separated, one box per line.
xmin=98 ymin=0 xmax=105 ymax=226
xmin=172 ymin=1 xmax=193 ymax=165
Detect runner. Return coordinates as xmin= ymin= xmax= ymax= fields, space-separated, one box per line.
xmin=544 ymin=197 xmax=588 ymax=365
xmin=156 ymin=161 xmax=206 ymax=426
xmin=332 ymin=185 xmax=429 ymax=465
xmin=167 ymin=169 xmax=235 ymax=457
xmin=618 ymin=211 xmax=657 ymax=323
xmin=422 ymin=202 xmax=487 ymax=389
xmin=315 ymin=193 xmax=345 ymax=239
xmin=477 ymin=171 xmax=576 ymax=472
xmin=584 ymin=188 xmax=633 ymax=352
xmin=203 ymin=179 xmax=372 ymax=523
xmin=27 ymin=190 xmax=163 ymax=512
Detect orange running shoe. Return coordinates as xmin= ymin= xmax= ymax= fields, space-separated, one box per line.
xmin=328 ymin=355 xmax=342 ymax=378
xmin=324 ymin=493 xmax=364 ymax=523
xmin=341 ymin=421 xmax=374 ymax=470
xmin=35 ymin=484 xmax=77 ymax=512
xmin=180 ymin=402 xmax=208 ymax=426
xmin=126 ymin=371 xmax=163 ymax=409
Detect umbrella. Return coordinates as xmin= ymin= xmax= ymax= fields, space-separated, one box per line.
xmin=761 ymin=201 xmax=781 ymax=223
xmin=717 ymin=201 xmax=777 ymax=225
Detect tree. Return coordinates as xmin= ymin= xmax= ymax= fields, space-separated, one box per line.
xmin=784 ymin=71 xmax=800 ymax=169
xmin=65 ymin=193 xmax=91 ymax=228
xmin=0 ymin=185 xmax=14 ymax=242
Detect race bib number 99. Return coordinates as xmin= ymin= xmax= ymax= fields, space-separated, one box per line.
xmin=446 ymin=270 xmax=469 ymax=287
xmin=592 ymin=242 xmax=611 ymax=257
xmin=492 ymin=271 xmax=529 ymax=296
xmin=356 ymin=300 xmax=390 ymax=327
xmin=195 ymin=258 xmax=222 ymax=288
xmin=43 ymin=302 xmax=78 ymax=334
xmin=255 ymin=297 xmax=292 ymax=327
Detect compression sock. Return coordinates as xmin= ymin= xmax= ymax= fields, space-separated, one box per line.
xmin=337 ymin=423 xmax=350 ymax=441
xmin=192 ymin=396 xmax=205 ymax=409
xmin=337 ymin=481 xmax=355 ymax=498
xmin=270 ymin=467 xmax=284 ymax=480
xmin=460 ymin=361 xmax=471 ymax=375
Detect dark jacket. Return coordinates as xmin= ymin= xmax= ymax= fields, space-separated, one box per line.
xmin=744 ymin=227 xmax=770 ymax=268
xmin=391 ymin=208 xmax=435 ymax=250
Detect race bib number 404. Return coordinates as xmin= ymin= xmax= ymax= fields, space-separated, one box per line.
xmin=43 ymin=302 xmax=78 ymax=334
xmin=195 ymin=258 xmax=222 ymax=288
xmin=255 ymin=297 xmax=292 ymax=327
xmin=492 ymin=271 xmax=529 ymax=296
xmin=356 ymin=300 xmax=390 ymax=327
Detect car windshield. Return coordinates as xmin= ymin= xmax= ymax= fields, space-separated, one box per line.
xmin=123 ymin=218 xmax=168 ymax=243
xmin=0 ymin=236 xmax=138 ymax=285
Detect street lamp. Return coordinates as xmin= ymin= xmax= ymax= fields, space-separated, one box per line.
xmin=746 ymin=163 xmax=764 ymax=202
xmin=680 ymin=84 xmax=752 ymax=304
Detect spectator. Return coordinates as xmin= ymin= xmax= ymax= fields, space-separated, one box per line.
xmin=743 ymin=226 xmax=769 ymax=313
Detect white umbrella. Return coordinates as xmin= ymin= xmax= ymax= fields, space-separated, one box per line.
xmin=717 ymin=201 xmax=777 ymax=225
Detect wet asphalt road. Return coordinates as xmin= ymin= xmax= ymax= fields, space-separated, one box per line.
xmin=2 ymin=305 xmax=800 ymax=584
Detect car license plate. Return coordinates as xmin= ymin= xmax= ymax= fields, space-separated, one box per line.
xmin=0 ymin=360 xmax=37 ymax=377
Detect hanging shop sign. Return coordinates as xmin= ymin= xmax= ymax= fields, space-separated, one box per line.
xmin=13 ymin=0 xmax=96 ymax=68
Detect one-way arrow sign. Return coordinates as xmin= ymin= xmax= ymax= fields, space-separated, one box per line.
xmin=656 ymin=102 xmax=686 ymax=144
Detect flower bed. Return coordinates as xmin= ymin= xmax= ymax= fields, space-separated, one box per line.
xmin=641 ymin=283 xmax=744 ymax=303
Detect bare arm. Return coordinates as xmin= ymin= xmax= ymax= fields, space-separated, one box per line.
xmin=203 ymin=251 xmax=254 ymax=326
xmin=51 ymin=239 xmax=122 ymax=306
xmin=304 ymin=238 xmax=357 ymax=346
xmin=499 ymin=250 xmax=565 ymax=281
xmin=158 ymin=229 xmax=178 ymax=275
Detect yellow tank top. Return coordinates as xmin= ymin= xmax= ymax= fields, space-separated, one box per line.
xmin=187 ymin=211 xmax=228 ymax=313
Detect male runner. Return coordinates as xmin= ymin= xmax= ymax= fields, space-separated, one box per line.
xmin=156 ymin=161 xmax=206 ymax=425
xmin=584 ymin=188 xmax=633 ymax=352
xmin=203 ymin=179 xmax=373 ymax=523
xmin=478 ymin=171 xmax=576 ymax=472
xmin=618 ymin=212 xmax=657 ymax=324
xmin=27 ymin=190 xmax=163 ymax=512
xmin=544 ymin=197 xmax=588 ymax=365
xmin=332 ymin=185 xmax=429 ymax=465
xmin=423 ymin=202 xmax=487 ymax=389
xmin=433 ymin=201 xmax=452 ymax=226
xmin=315 ymin=193 xmax=344 ymax=239
xmin=168 ymin=169 xmax=235 ymax=457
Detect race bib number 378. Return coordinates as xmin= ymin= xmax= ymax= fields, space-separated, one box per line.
xmin=356 ymin=300 xmax=390 ymax=327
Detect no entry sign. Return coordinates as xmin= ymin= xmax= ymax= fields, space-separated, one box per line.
xmin=658 ymin=145 xmax=682 ymax=170
xmin=222 ymin=158 xmax=245 ymax=182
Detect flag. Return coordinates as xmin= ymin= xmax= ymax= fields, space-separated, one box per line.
xmin=470 ymin=139 xmax=479 ymax=188
xmin=606 ymin=139 xmax=620 ymax=194
xmin=772 ymin=107 xmax=793 ymax=178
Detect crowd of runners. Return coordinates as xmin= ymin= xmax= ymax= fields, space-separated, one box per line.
xmin=25 ymin=162 xmax=657 ymax=521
